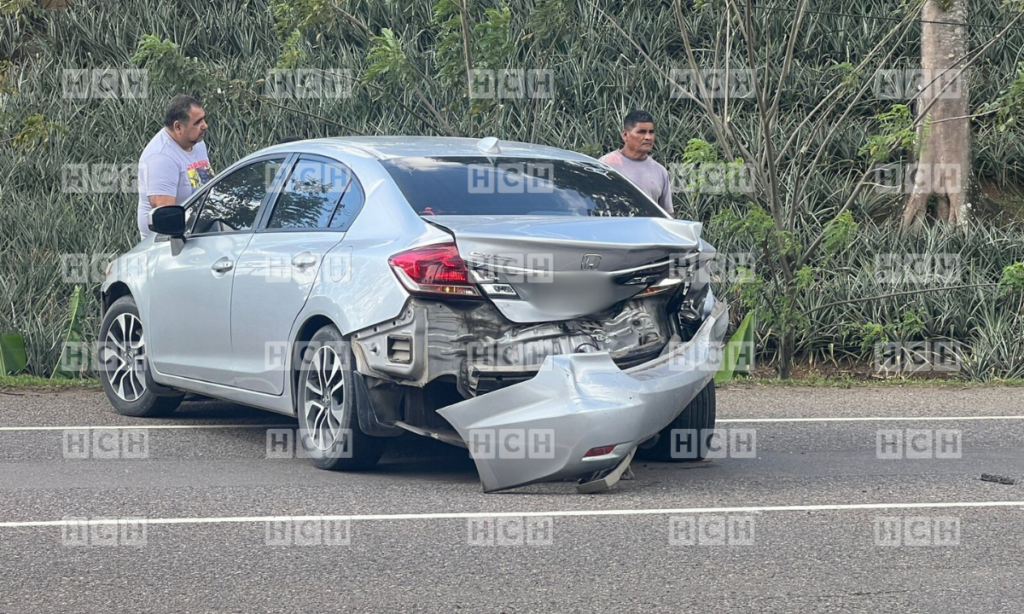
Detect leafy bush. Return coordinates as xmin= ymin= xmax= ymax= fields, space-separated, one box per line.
xmin=2 ymin=0 xmax=1024 ymax=378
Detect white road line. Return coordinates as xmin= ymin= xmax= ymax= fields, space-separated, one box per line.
xmin=0 ymin=424 xmax=287 ymax=432
xmin=1 ymin=501 xmax=1022 ymax=528
xmin=718 ymin=416 xmax=1024 ymax=423
xmin=2 ymin=416 xmax=1022 ymax=432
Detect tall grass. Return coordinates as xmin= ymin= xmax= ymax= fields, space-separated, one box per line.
xmin=2 ymin=0 xmax=1024 ymax=377
xmin=700 ymin=219 xmax=1024 ymax=379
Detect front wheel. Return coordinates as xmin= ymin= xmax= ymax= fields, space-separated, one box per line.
xmin=638 ymin=380 xmax=716 ymax=462
xmin=295 ymin=324 xmax=386 ymax=471
xmin=98 ymin=296 xmax=183 ymax=417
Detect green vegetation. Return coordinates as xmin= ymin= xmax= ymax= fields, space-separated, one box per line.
xmin=0 ymin=333 xmax=27 ymax=374
xmin=0 ymin=374 xmax=101 ymax=389
xmin=718 ymin=374 xmax=1024 ymax=389
xmin=50 ymin=285 xmax=86 ymax=379
xmin=714 ymin=311 xmax=755 ymax=384
xmin=3 ymin=0 xmax=1024 ymax=381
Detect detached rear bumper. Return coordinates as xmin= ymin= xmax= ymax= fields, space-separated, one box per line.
xmin=438 ymin=301 xmax=730 ymax=492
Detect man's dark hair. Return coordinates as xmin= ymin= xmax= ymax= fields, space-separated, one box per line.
xmin=278 ymin=135 xmax=304 ymax=144
xmin=164 ymin=94 xmax=202 ymax=129
xmin=623 ymin=109 xmax=655 ymax=131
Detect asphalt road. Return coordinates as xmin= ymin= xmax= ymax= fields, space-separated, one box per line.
xmin=1 ymin=386 xmax=1022 ymax=613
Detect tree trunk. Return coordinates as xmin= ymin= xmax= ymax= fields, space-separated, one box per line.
xmin=778 ymin=330 xmax=794 ymax=380
xmin=902 ymin=0 xmax=971 ymax=229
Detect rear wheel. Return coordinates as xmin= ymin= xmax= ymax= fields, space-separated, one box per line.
xmin=296 ymin=324 xmax=387 ymax=470
xmin=638 ymin=380 xmax=716 ymax=462
xmin=98 ymin=296 xmax=183 ymax=417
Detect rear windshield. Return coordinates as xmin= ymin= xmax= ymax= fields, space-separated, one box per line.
xmin=381 ymin=156 xmax=666 ymax=217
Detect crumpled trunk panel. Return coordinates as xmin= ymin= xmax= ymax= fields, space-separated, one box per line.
xmin=425 ymin=215 xmax=713 ymax=323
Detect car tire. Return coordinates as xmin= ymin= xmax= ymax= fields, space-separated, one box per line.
xmin=295 ymin=324 xmax=387 ymax=471
xmin=98 ymin=296 xmax=184 ymax=417
xmin=637 ymin=380 xmax=716 ymax=462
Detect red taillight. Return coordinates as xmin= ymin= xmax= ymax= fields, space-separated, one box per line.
xmin=583 ymin=445 xmax=617 ymax=458
xmin=388 ymin=243 xmax=480 ymax=298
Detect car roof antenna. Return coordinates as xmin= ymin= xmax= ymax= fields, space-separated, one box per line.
xmin=476 ymin=136 xmax=501 ymax=154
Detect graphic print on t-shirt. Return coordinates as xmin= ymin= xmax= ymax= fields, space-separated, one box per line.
xmin=186 ymin=160 xmax=214 ymax=190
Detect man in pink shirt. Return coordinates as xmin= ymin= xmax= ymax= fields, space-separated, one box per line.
xmin=599 ymin=110 xmax=673 ymax=216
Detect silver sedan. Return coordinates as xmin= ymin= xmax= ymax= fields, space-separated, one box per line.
xmin=99 ymin=136 xmax=728 ymax=492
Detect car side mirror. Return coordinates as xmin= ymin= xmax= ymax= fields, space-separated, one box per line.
xmin=149 ymin=206 xmax=186 ymax=238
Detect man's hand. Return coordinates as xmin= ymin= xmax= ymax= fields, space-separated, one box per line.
xmin=149 ymin=195 xmax=176 ymax=208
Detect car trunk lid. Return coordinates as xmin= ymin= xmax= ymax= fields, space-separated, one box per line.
xmin=425 ymin=215 xmax=710 ymax=323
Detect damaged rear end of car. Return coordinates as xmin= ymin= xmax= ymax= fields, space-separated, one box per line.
xmin=345 ymin=152 xmax=730 ymax=492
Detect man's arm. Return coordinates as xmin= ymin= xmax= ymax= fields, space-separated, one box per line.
xmin=660 ymin=167 xmax=674 ymax=216
xmin=149 ymin=195 xmax=176 ymax=208
xmin=140 ymin=153 xmax=179 ymax=208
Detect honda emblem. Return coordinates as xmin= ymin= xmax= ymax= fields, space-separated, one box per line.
xmin=581 ymin=254 xmax=602 ymax=270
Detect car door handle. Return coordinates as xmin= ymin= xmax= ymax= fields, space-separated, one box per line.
xmin=212 ymin=258 xmax=234 ymax=273
xmin=292 ymin=253 xmax=318 ymax=269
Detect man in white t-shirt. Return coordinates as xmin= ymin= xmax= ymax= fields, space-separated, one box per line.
xmin=137 ymin=94 xmax=214 ymax=239
xmin=599 ymin=110 xmax=673 ymax=216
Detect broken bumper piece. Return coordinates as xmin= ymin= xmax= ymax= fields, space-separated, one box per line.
xmin=438 ymin=301 xmax=730 ymax=492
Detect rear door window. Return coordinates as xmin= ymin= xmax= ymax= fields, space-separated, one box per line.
xmin=266 ymin=158 xmax=354 ymax=230
xmin=328 ymin=174 xmax=364 ymax=231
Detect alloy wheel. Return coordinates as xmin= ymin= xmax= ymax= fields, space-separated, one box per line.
xmin=301 ymin=345 xmax=346 ymax=451
xmin=101 ymin=313 xmax=147 ymax=402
